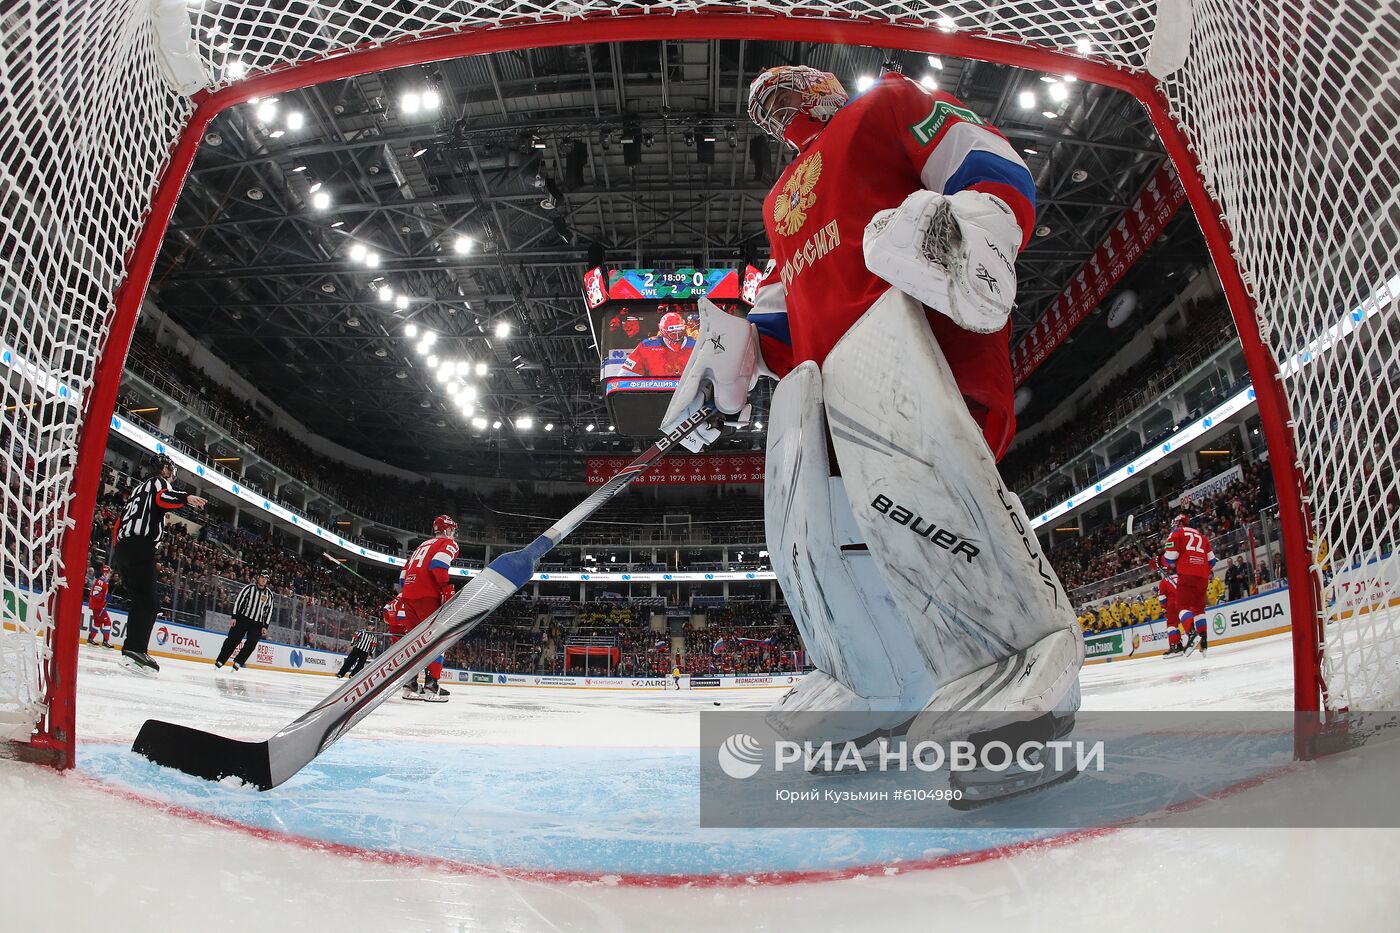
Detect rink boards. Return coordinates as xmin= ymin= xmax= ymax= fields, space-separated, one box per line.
xmin=1083 ymin=586 xmax=1292 ymax=663
xmin=58 ymin=557 xmax=1400 ymax=682
xmin=73 ymin=608 xmax=800 ymax=690
xmin=1084 ymin=553 xmax=1400 ymax=663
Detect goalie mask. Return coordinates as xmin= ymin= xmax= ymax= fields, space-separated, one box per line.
xmin=658 ymin=310 xmax=688 ymax=349
xmin=748 ymin=66 xmax=849 ymax=150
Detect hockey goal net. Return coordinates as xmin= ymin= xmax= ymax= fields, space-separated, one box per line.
xmin=2 ymin=1 xmax=1397 ymax=766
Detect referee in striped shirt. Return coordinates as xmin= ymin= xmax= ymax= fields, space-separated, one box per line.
xmin=215 ymin=570 xmax=275 ymax=671
xmin=111 ymin=453 xmax=206 ymax=676
xmin=336 ymin=626 xmax=378 ymax=679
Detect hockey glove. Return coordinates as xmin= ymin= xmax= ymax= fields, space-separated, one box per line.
xmin=659 ymin=298 xmax=763 ymax=452
xmin=863 ymin=189 xmax=1020 ymax=334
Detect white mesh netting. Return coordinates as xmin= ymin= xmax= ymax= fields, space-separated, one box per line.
xmin=0 ymin=1 xmax=1396 ymax=748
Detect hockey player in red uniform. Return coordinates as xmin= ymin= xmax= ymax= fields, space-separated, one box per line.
xmin=621 ymin=311 xmax=696 ymax=377
xmin=88 ymin=565 xmax=113 ymax=648
xmin=392 ymin=515 xmax=459 ymax=700
xmin=1155 ymin=558 xmax=1187 ymax=656
xmin=607 ymin=310 xmax=643 ymax=340
xmin=1163 ymin=514 xmax=1217 ymax=656
xmin=382 ymin=595 xmax=403 ymax=630
xmin=661 ymin=65 xmax=1080 ymax=805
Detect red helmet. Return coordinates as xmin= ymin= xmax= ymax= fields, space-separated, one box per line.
xmin=1173 ymin=513 xmax=1190 ymax=527
xmin=100 ymin=564 xmax=111 ymax=575
xmin=659 ymin=311 xmax=686 ymax=341
xmin=433 ymin=514 xmax=458 ymax=536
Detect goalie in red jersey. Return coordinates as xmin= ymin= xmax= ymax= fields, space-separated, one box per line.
xmin=659 ymin=65 xmax=1081 ymax=807
xmin=392 ymin=514 xmax=460 ymax=700
xmin=621 ymin=310 xmax=695 ymax=377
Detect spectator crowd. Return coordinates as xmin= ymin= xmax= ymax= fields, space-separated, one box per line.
xmin=1000 ymin=295 xmax=1238 ymax=498
xmin=83 ymin=290 xmax=1318 ymax=671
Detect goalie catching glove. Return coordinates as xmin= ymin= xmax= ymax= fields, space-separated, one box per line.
xmin=659 ymin=298 xmax=765 ymax=452
xmin=863 ymin=189 xmax=1021 ymax=334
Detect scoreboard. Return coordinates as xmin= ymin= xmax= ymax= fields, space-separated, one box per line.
xmin=584 ymin=265 xmax=764 ymax=436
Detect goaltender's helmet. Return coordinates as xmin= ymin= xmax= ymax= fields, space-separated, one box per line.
xmin=433 ymin=514 xmax=458 ymax=537
xmin=748 ymin=66 xmax=849 ymax=149
xmin=658 ymin=310 xmax=687 ymax=345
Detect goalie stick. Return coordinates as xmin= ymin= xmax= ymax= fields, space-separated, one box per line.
xmin=132 ymin=405 xmax=720 ymax=789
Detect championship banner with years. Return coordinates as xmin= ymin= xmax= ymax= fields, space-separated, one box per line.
xmin=586 ymin=453 xmax=765 ymax=485
xmin=1011 ymin=161 xmax=1188 ymax=385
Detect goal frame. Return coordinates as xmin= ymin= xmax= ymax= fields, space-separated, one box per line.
xmin=36 ymin=12 xmax=1323 ymax=769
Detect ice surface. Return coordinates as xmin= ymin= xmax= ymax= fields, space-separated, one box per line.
xmin=2 ymin=634 xmax=1397 ymax=932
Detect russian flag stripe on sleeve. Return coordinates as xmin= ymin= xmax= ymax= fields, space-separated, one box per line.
xmin=918 ymin=121 xmax=1036 ymax=245
xmin=748 ymin=309 xmax=790 ymax=345
xmin=943 ymin=149 xmax=1037 ymax=207
xmin=747 ymin=279 xmax=794 ymax=377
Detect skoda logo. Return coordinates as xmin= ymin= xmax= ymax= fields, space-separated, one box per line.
xmin=1213 ymin=613 xmax=1226 ymax=635
xmin=155 ymin=626 xmax=169 ymax=646
xmin=717 ymin=733 xmax=764 ymax=779
xmin=289 ymin=649 xmax=303 ymax=668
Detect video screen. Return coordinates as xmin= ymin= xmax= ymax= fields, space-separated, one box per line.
xmin=583 ymin=268 xmax=758 ymax=436
xmin=597 ymin=300 xmax=745 ymax=382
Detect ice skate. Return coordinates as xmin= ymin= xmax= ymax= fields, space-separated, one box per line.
xmin=904 ymin=627 xmax=1083 ymax=754
xmin=119 ymin=650 xmax=160 ymax=677
xmin=945 ymin=705 xmax=1081 ymax=809
xmin=767 ymin=671 xmax=915 ymax=751
xmin=420 ymin=676 xmax=450 ymax=702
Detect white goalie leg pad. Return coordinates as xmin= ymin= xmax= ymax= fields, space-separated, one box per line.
xmin=863 ymin=189 xmax=1020 ymax=334
xmin=821 ymin=288 xmax=1083 ymax=737
xmin=763 ymin=362 xmax=935 ymax=746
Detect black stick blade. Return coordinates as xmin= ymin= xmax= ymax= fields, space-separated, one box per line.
xmin=132 ymin=720 xmax=273 ymax=790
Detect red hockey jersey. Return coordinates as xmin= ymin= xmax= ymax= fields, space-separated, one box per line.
xmin=1163 ymin=525 xmax=1216 ymax=579
xmin=749 ymin=73 xmax=1036 ymax=460
xmin=622 ymin=336 xmax=695 ymax=378
xmin=90 ymin=578 xmax=109 ymax=609
xmin=399 ymin=535 xmax=459 ymax=604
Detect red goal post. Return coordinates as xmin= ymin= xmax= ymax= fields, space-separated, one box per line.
xmin=5 ymin=1 xmax=1396 ymax=769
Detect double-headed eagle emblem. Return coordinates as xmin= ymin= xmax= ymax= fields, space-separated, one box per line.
xmin=773 ymin=151 xmax=822 ymax=237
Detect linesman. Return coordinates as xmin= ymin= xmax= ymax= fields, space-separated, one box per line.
xmin=216 ymin=569 xmax=275 ymax=671
xmin=110 ymin=453 xmax=206 ymax=675
xmin=336 ymin=625 xmax=379 ymax=679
